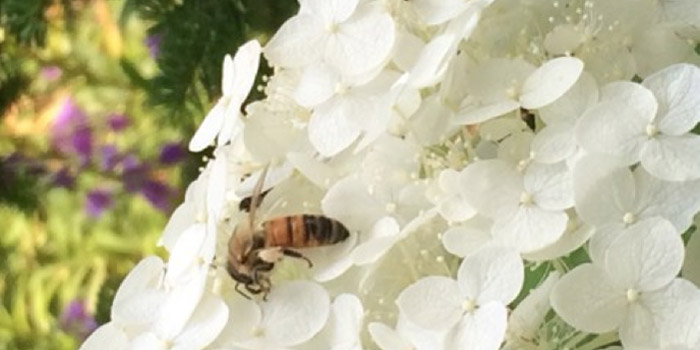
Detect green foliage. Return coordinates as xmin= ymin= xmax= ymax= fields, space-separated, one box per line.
xmin=121 ymin=0 xmax=298 ymax=131
xmin=0 ymin=0 xmax=50 ymax=46
xmin=0 ymin=156 xmax=43 ymax=212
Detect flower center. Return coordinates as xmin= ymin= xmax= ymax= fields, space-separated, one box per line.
xmin=622 ymin=212 xmax=636 ymax=225
xmin=326 ymin=22 xmax=340 ymax=33
xmin=520 ymin=192 xmax=534 ymax=205
xmin=645 ymin=123 xmax=659 ymax=137
xmin=626 ymin=288 xmax=640 ymax=303
xmin=462 ymin=299 xmax=476 ymax=312
xmin=252 ymin=326 xmax=265 ymax=337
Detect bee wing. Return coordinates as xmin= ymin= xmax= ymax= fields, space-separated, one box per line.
xmin=248 ymin=164 xmax=270 ymax=232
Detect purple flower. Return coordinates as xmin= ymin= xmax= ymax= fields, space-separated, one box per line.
xmin=121 ymin=156 xmax=150 ymax=192
xmin=51 ymin=167 xmax=75 ymax=189
xmin=140 ymin=180 xmax=175 ymax=212
xmin=40 ymin=66 xmax=62 ymax=82
xmin=51 ymin=98 xmax=93 ymax=162
xmin=106 ymin=113 xmax=130 ymax=132
xmin=158 ymin=142 xmax=186 ymax=165
xmin=85 ymin=189 xmax=113 ymax=217
xmin=144 ymin=34 xmax=162 ymax=58
xmin=99 ymin=145 xmax=120 ymax=171
xmin=59 ymin=300 xmax=97 ymax=341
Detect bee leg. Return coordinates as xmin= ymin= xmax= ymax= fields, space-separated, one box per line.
xmin=235 ymin=283 xmax=252 ymax=300
xmin=282 ymin=249 xmax=313 ymax=268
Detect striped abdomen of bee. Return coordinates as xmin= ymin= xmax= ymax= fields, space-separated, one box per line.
xmin=262 ymin=215 xmax=350 ymax=248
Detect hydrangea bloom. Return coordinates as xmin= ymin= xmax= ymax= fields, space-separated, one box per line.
xmin=82 ymin=0 xmax=700 ymax=349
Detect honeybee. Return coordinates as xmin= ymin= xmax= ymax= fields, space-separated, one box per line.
xmin=227 ymin=166 xmax=350 ymax=299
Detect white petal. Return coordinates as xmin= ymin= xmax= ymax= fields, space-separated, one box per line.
xmin=408 ymin=33 xmax=457 ymax=89
xmin=213 ymin=295 xmax=261 ymax=346
xmin=173 ymin=295 xmax=229 ymax=350
xmin=324 ymin=5 xmax=395 ymax=76
xmin=308 ymin=98 xmax=362 ymax=157
xmin=79 ymin=323 xmax=128 ymax=350
xmin=531 ymin=124 xmax=577 ymax=164
xmin=572 ymin=154 xmax=634 ymax=226
xmin=217 ymin=108 xmax=243 ymax=147
xmin=306 ymin=0 xmax=358 ymax=24
xmin=131 ymin=333 xmax=166 ymax=350
xmin=206 ymin=155 xmax=227 ymax=222
xmin=309 ymin=233 xmax=357 ymax=282
xmin=411 ymin=0 xmax=468 ymax=25
xmin=526 ymin=162 xmax=574 ymax=211
xmin=523 ymin=219 xmax=594 ymax=262
xmin=588 ymin=222 xmax=630 ymax=265
xmin=154 ymin=273 xmax=207 ymax=340
xmin=539 ymin=72 xmax=599 ymax=125
xmin=264 ymin=14 xmax=325 ymax=68
xmin=286 ymin=152 xmax=337 ymax=189
xmin=294 ymin=65 xmax=338 ymax=108
xmin=605 ymin=217 xmax=683 ymax=291
xmin=368 ymin=322 xmax=413 ymax=350
xmin=454 ymin=99 xmax=521 ymax=125
xmin=396 ymin=315 xmax=448 ymax=350
xmin=633 ymin=167 xmax=700 ymax=232
xmin=642 ymin=63 xmax=700 ymax=135
xmin=640 ymin=134 xmax=700 ymax=181
xmin=438 ymin=196 xmax=477 ymax=223
xmin=189 ymin=99 xmax=225 ymax=152
xmin=575 ymin=100 xmax=649 ymax=164
xmin=392 ymin=31 xmax=424 ymax=72
xmin=461 ymin=160 xmax=522 ymax=218
xmin=619 ymin=301 xmax=661 ymax=348
xmin=519 ymin=57 xmax=584 ymax=110
xmin=457 ymin=246 xmax=524 ymax=304
xmin=261 ymin=281 xmax=330 ymax=347
xmin=396 ymin=276 xmax=462 ymax=331
xmin=224 ymin=40 xmax=261 ymax=101
xmin=322 ymin=175 xmax=383 ymax=232
xmin=491 ymin=206 xmax=568 ymax=253
xmin=159 ymin=202 xmax=195 ymax=251
xmin=243 ymin=107 xmax=304 ymax=162
xmin=324 ymin=294 xmax=364 ymax=350
xmin=111 ymin=257 xmax=165 ymax=326
xmin=682 ymin=228 xmax=700 ymax=287
xmin=408 ymin=95 xmax=453 ymax=145
xmin=352 ymin=217 xmax=400 ymax=265
xmin=165 ymin=223 xmax=207 ymax=286
xmin=444 ymin=302 xmax=508 ymax=350
xmin=550 ymin=264 xmax=626 ymax=333
xmin=442 ymin=223 xmax=492 ymax=258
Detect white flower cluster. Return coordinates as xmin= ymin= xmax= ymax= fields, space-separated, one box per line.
xmin=82 ymin=0 xmax=700 ymax=349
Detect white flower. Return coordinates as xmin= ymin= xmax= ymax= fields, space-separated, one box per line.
xmin=435 ymin=168 xmax=477 ymax=223
xmin=397 ymin=246 xmax=523 ymax=350
xmin=189 ymin=40 xmax=261 ymax=152
xmin=264 ymin=0 xmax=395 ymax=77
xmin=576 ymin=63 xmax=700 ymax=181
xmin=572 ymin=155 xmax=700 ymax=262
xmin=550 ymin=218 xmax=688 ymax=347
xmin=369 ymin=315 xmax=446 ymax=350
xmin=531 ymin=72 xmax=599 ymax=164
xmin=214 ymin=281 xmax=330 ymax=349
xmin=455 ymin=57 xmax=584 ymax=125
xmin=462 ymin=159 xmax=574 ymax=253
xmin=306 ymin=294 xmax=364 ymax=350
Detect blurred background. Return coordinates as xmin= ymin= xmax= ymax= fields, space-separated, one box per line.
xmin=0 ymin=0 xmax=296 ymax=348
